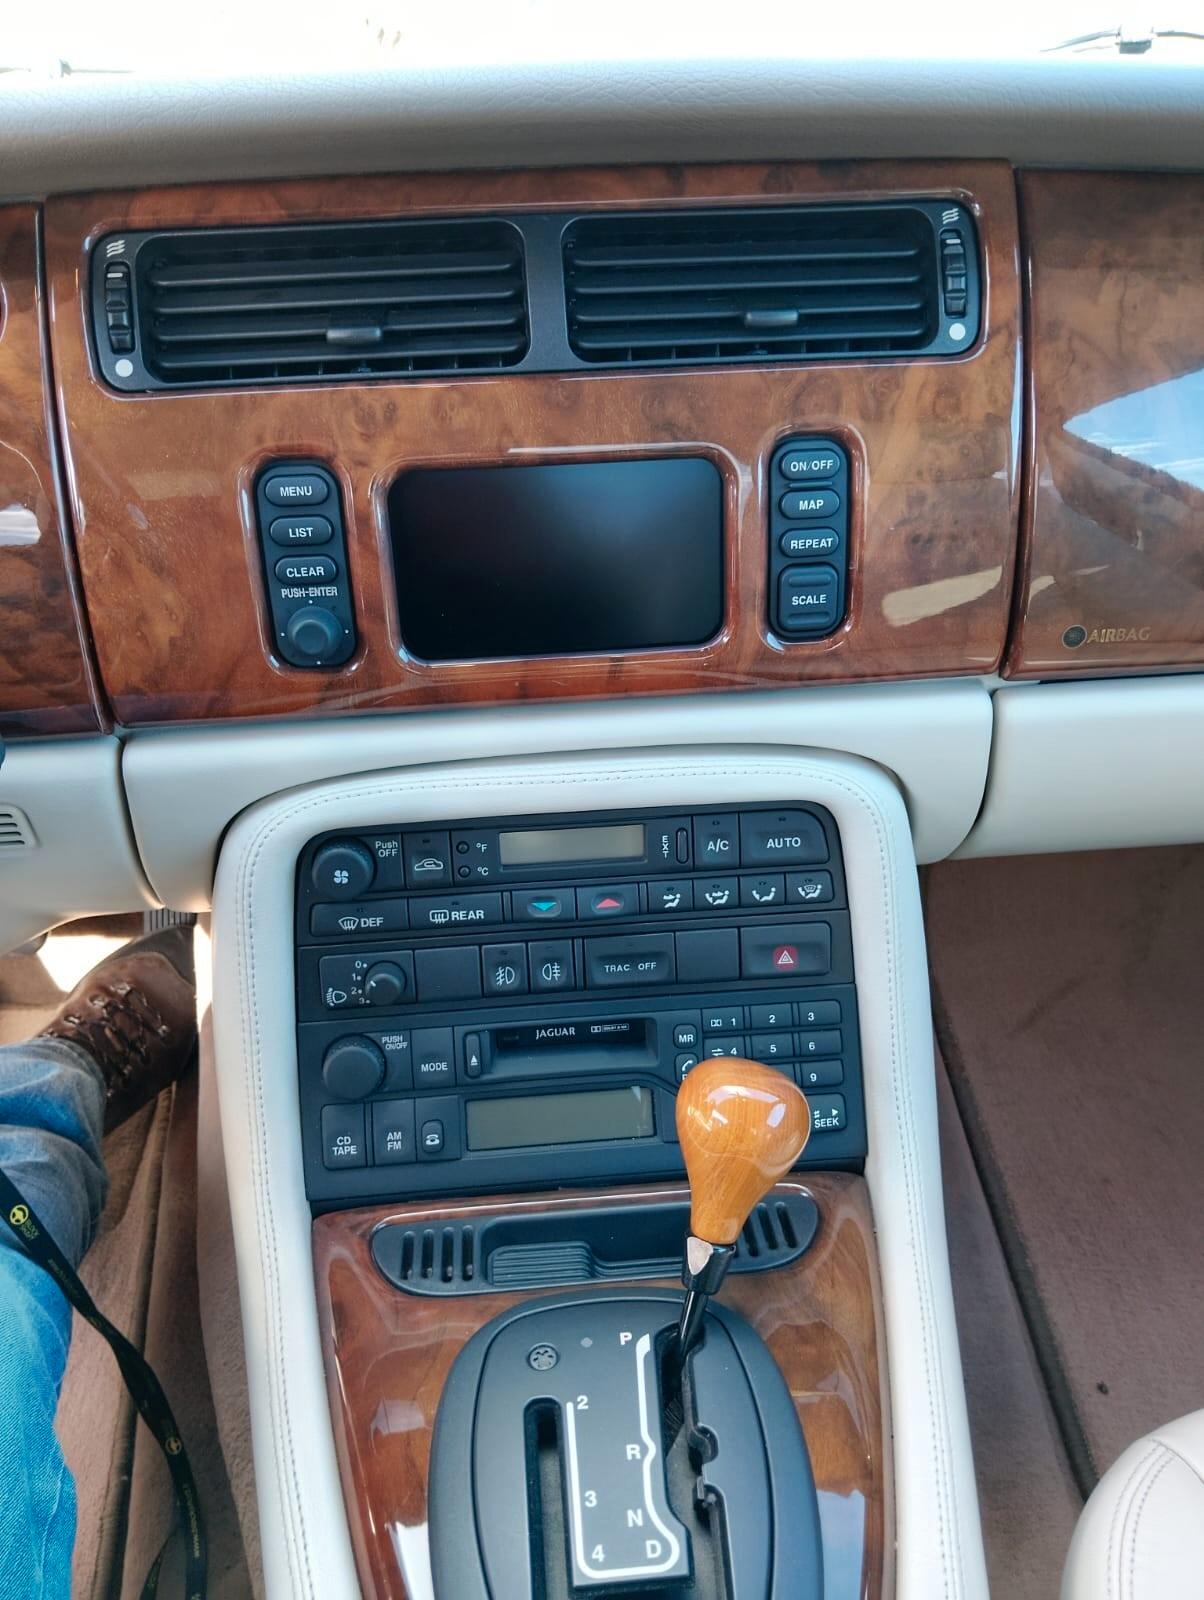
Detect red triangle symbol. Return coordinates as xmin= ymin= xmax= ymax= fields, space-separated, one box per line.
xmin=773 ymin=945 xmax=798 ymax=968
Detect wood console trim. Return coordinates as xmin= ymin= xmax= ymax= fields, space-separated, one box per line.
xmin=46 ymin=161 xmax=1020 ymax=727
xmin=1007 ymin=171 xmax=1204 ymax=678
xmin=314 ymin=1174 xmax=890 ymax=1600
xmin=0 ymin=206 xmax=102 ymax=736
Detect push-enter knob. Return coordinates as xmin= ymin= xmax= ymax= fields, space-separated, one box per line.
xmin=286 ymin=605 xmax=343 ymax=662
xmin=322 ymin=1036 xmax=386 ymax=1099
xmin=675 ymin=1057 xmax=811 ymax=1355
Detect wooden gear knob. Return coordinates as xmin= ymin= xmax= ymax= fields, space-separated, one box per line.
xmin=676 ymin=1057 xmax=812 ymax=1245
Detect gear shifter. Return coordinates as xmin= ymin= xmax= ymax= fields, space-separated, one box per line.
xmin=675 ymin=1058 xmax=811 ymax=1356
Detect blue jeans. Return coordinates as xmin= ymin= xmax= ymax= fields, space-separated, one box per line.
xmin=0 ymin=1039 xmax=107 ymax=1597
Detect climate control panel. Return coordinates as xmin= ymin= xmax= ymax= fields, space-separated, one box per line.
xmin=295 ymin=803 xmax=866 ymax=1206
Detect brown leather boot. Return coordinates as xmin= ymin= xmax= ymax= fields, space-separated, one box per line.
xmin=39 ymin=926 xmax=198 ymax=1133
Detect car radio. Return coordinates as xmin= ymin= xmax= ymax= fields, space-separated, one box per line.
xmin=295 ymin=803 xmax=865 ymax=1206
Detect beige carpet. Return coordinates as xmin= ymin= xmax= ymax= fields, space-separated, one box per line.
xmin=927 ymin=847 xmax=1204 ymax=1485
xmin=937 ymin=1052 xmax=1082 ymax=1598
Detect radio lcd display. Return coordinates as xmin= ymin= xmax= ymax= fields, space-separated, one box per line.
xmin=466 ymin=1086 xmax=656 ymax=1152
xmin=388 ymin=456 xmax=723 ymax=661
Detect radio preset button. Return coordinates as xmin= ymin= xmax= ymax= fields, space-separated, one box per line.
xmin=796 ymin=1028 xmax=842 ymax=1057
xmin=779 ymin=488 xmax=840 ymax=519
xmin=530 ymin=940 xmax=574 ymax=993
xmin=403 ymin=831 xmax=452 ymax=888
xmin=751 ymin=1032 xmax=793 ymax=1060
xmin=740 ymin=811 xmax=828 ymax=868
xmin=321 ymin=1104 xmax=366 ymax=1169
xmin=578 ymin=884 xmax=640 ymax=921
xmin=798 ymin=999 xmax=841 ymax=1027
xmin=311 ymin=899 xmax=409 ymax=938
xmin=704 ymin=1036 xmax=745 ymax=1058
xmin=799 ymin=1061 xmax=845 ymax=1090
xmin=410 ymin=893 xmax=504 ymax=932
xmin=703 ymin=1007 xmax=743 ymax=1034
xmin=483 ymin=943 xmax=529 ymax=996
xmin=513 ymin=887 xmax=574 ymax=923
xmin=372 ymin=1099 xmax=416 ymax=1164
xmin=692 ymin=813 xmax=740 ymax=868
xmin=585 ymin=934 xmax=675 ymax=989
xmin=740 ymin=922 xmax=832 ymax=980
xmin=750 ymin=1003 xmax=792 ymax=1030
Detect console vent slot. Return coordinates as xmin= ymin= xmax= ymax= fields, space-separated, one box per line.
xmin=564 ymin=204 xmax=939 ymax=367
xmin=371 ymin=1191 xmax=819 ymax=1297
xmin=131 ymin=219 xmax=528 ymax=388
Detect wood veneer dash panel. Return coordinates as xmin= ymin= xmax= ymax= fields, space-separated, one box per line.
xmin=47 ymin=161 xmax=1019 ymax=726
xmin=0 ymin=206 xmax=100 ymax=735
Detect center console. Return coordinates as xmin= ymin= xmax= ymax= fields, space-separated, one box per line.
xmin=295 ymin=803 xmax=866 ymax=1205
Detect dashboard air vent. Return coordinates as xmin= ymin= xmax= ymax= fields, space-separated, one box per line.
xmin=564 ymin=204 xmax=941 ymax=367
xmin=122 ymin=219 xmax=528 ymax=389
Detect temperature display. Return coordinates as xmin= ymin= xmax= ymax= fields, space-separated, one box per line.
xmin=498 ymin=823 xmax=645 ymax=868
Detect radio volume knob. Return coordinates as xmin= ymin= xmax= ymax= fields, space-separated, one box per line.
xmin=322 ymin=1036 xmax=386 ymax=1100
xmin=364 ymin=961 xmax=408 ymax=1007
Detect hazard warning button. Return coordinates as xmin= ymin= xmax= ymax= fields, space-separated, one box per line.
xmin=739 ymin=921 xmax=832 ymax=980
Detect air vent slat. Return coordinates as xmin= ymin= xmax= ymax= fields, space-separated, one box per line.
xmin=152 ymin=276 xmax=524 ymax=317
xmin=564 ymin=205 xmax=940 ymax=368
xmin=146 ymin=247 xmax=517 ymax=290
xmin=152 ymin=304 xmax=524 ymax=346
xmin=134 ymin=219 xmax=528 ymax=388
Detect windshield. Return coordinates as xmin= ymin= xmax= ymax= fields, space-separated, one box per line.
xmin=6 ymin=1 xmax=1204 ymax=74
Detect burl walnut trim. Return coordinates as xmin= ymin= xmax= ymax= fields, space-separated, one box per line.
xmin=0 ymin=207 xmax=102 ymax=736
xmin=313 ymin=1174 xmax=890 ymax=1600
xmin=1008 ymin=171 xmax=1204 ymax=677
xmin=46 ymin=161 xmax=1020 ymax=727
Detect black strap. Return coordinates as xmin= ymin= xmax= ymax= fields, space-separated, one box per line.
xmin=0 ymin=1166 xmax=207 ymax=1599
